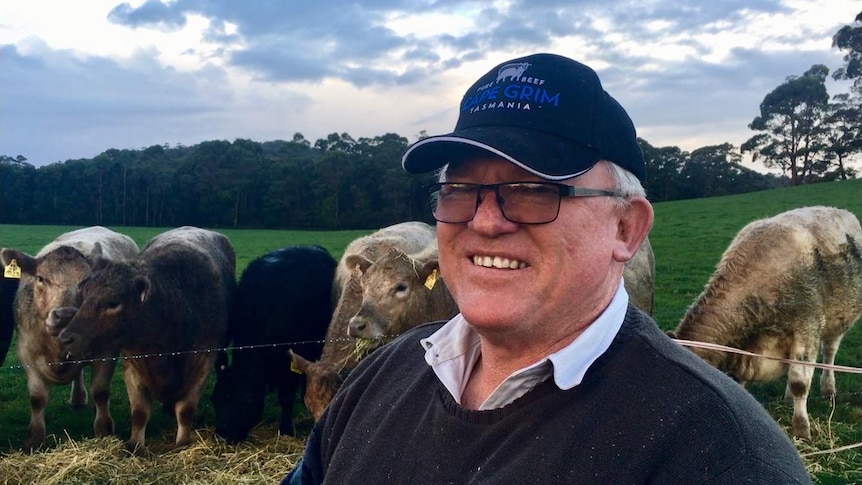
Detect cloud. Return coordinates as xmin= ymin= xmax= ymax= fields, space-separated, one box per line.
xmin=101 ymin=0 xmax=835 ymax=95
xmin=0 ymin=39 xmax=309 ymax=164
xmin=1 ymin=0 xmax=858 ymax=168
xmin=108 ymin=0 xmax=188 ymax=31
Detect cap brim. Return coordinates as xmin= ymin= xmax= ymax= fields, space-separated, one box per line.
xmin=401 ymin=126 xmax=603 ymax=181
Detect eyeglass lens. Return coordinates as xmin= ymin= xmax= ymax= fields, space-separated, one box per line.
xmin=430 ymin=183 xmax=561 ymax=224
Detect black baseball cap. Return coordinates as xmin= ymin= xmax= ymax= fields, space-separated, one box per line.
xmin=401 ymin=53 xmax=646 ymax=182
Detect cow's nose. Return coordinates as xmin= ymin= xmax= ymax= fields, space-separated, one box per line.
xmin=347 ymin=317 xmax=366 ymax=337
xmin=47 ymin=307 xmax=77 ymax=336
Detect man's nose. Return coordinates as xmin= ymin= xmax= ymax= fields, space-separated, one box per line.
xmin=471 ymin=189 xmax=517 ymax=232
xmin=476 ymin=188 xmax=505 ymax=218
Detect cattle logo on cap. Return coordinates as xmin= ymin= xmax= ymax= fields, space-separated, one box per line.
xmin=496 ymin=62 xmax=531 ymax=82
xmin=462 ymin=62 xmax=558 ymax=115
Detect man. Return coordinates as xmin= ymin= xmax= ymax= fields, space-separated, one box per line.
xmin=284 ymin=53 xmax=811 ymax=483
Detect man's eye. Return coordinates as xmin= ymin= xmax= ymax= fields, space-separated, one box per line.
xmin=510 ymin=183 xmax=554 ymax=195
xmin=443 ymin=184 xmax=474 ymax=195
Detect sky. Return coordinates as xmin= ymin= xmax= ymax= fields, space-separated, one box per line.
xmin=1 ymin=0 xmax=859 ymax=171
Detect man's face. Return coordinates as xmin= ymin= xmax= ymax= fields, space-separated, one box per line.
xmin=436 ymin=157 xmax=626 ymax=346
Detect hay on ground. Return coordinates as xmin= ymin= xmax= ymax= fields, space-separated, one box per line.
xmin=0 ymin=426 xmax=306 ymax=485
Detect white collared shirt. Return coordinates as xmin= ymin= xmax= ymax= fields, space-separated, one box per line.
xmin=421 ymin=281 xmax=629 ymax=410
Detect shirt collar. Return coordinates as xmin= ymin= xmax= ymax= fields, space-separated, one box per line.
xmin=548 ymin=280 xmax=628 ymax=389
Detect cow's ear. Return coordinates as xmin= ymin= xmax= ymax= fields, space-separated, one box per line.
xmin=133 ymin=275 xmax=151 ymax=302
xmin=1 ymin=248 xmax=36 ymax=276
xmin=89 ymin=242 xmax=103 ymax=261
xmin=344 ymin=255 xmax=373 ymax=273
xmin=289 ymin=349 xmax=311 ymax=374
xmin=89 ymin=243 xmax=108 ymax=268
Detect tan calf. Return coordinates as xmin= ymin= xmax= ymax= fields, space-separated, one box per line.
xmin=0 ymin=226 xmax=139 ymax=450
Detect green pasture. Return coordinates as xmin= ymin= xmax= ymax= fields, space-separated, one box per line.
xmin=1 ymin=178 xmax=861 ymax=482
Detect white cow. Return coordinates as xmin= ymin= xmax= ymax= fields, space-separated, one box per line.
xmin=669 ymin=206 xmax=862 ymax=439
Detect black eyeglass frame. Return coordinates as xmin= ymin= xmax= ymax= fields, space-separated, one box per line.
xmin=426 ymin=181 xmax=623 ymax=225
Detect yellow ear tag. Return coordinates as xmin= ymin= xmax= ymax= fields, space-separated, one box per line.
xmin=424 ymin=268 xmax=438 ymax=290
xmin=4 ymin=259 xmax=22 ymax=279
xmin=290 ymin=360 xmax=303 ymax=375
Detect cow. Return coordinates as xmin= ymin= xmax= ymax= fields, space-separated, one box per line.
xmin=1 ymin=271 xmax=19 ymax=366
xmin=0 ymin=226 xmax=139 ymax=450
xmin=346 ymin=241 xmax=459 ymax=342
xmin=624 ymin=237 xmax=655 ymax=316
xmin=211 ymin=245 xmax=336 ymax=443
xmin=54 ymin=226 xmax=236 ymax=452
xmin=290 ymin=221 xmax=437 ymax=420
xmin=667 ymin=206 xmax=862 ymax=440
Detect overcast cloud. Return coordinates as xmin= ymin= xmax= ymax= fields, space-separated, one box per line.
xmin=0 ymin=0 xmax=858 ymax=170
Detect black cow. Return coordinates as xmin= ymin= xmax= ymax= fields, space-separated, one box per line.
xmin=212 ymin=245 xmax=336 ymax=443
xmin=0 ymin=273 xmax=19 ymax=366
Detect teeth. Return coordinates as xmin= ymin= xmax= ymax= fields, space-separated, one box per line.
xmin=473 ymin=255 xmax=527 ymax=269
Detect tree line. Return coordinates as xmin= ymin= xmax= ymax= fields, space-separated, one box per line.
xmin=2 ymin=12 xmax=860 ymax=230
xmin=1 ymin=134 xmax=434 ymax=230
xmin=0 ymin=134 xmax=783 ymax=230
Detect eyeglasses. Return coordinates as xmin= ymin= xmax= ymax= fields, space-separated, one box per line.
xmin=427 ymin=182 xmax=622 ymax=224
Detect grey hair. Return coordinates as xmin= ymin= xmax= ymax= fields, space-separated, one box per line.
xmin=599 ymin=161 xmax=645 ymax=211
xmin=607 ymin=161 xmax=645 ymax=194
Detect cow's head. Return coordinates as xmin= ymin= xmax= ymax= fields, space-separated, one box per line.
xmin=57 ymin=259 xmax=146 ymax=360
xmin=290 ymin=350 xmax=343 ymax=421
xmin=347 ymin=248 xmax=440 ymax=340
xmin=1 ymin=244 xmax=102 ymax=327
xmin=211 ymin=362 xmax=267 ymax=443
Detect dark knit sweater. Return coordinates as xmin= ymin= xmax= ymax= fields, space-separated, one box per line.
xmin=286 ymin=306 xmax=812 ymax=484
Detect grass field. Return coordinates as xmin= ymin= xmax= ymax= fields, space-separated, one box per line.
xmin=1 ymin=178 xmax=861 ymax=483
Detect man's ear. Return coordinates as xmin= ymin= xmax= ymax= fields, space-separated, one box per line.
xmin=613 ymin=197 xmax=654 ymax=263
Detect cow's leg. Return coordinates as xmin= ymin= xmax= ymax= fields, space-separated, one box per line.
xmin=174 ymin=398 xmax=197 ymax=448
xmin=819 ymin=333 xmax=844 ymax=398
xmin=69 ymin=368 xmax=88 ymax=410
xmin=173 ymin=356 xmax=215 ymax=447
xmin=123 ymin=365 xmax=152 ymax=453
xmin=785 ymin=339 xmax=816 ymax=440
xmin=23 ymin=368 xmax=50 ymax=451
xmin=90 ymin=360 xmax=117 ymax=437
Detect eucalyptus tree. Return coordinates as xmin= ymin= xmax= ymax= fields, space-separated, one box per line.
xmin=741 ymin=65 xmax=830 ymax=185
xmin=828 ymin=10 xmax=862 ymax=178
xmin=822 ymin=94 xmax=861 ymax=180
xmin=832 ymin=10 xmax=862 ymax=94
xmin=639 ymin=139 xmax=687 ymax=202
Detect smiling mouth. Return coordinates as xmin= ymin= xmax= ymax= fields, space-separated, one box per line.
xmin=472 ymin=255 xmax=528 ymax=269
